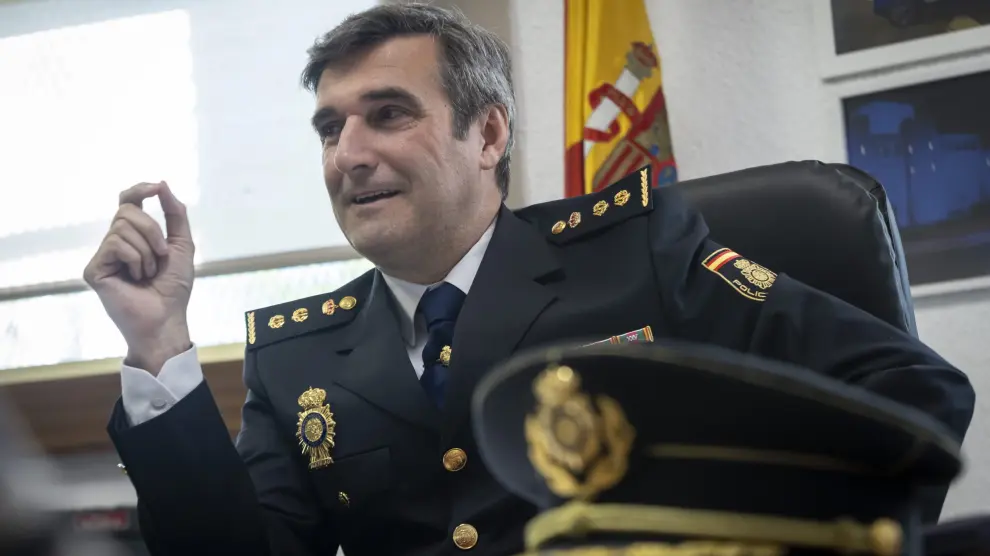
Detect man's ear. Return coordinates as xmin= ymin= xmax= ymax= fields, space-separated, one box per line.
xmin=478 ymin=104 xmax=510 ymax=172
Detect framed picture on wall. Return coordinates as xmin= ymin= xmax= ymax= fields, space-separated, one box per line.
xmin=830 ymin=54 xmax=990 ymax=285
xmin=815 ymin=0 xmax=990 ymax=80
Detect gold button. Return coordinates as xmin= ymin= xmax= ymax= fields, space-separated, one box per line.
xmin=443 ymin=448 xmax=467 ymax=472
xmin=452 ymin=523 xmax=478 ymax=550
xmin=339 ymin=296 xmax=357 ymax=310
xmin=869 ymin=518 xmax=903 ymax=556
xmin=551 ymin=220 xmax=566 ymax=234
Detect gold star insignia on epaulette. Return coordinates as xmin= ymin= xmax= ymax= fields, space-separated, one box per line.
xmin=246 ymin=292 xmax=363 ymax=350
xmin=545 ymin=166 xmax=654 ymax=242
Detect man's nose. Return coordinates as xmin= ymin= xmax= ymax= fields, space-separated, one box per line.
xmin=332 ymin=116 xmax=378 ymax=178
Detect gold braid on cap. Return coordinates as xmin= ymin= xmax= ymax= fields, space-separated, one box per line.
xmin=517 ymin=541 xmax=785 ymax=556
xmin=525 ymin=502 xmax=902 ymax=556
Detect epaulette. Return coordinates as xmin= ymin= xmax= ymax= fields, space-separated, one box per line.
xmin=244 ymin=273 xmax=371 ymax=351
xmin=524 ymin=164 xmax=655 ymax=245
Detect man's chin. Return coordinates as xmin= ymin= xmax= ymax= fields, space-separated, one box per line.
xmin=345 ymin=224 xmax=410 ymax=262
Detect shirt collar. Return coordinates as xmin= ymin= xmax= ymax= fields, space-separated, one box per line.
xmin=380 ymin=219 xmax=497 ymax=346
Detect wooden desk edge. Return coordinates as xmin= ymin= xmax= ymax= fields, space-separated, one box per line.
xmin=0 ymin=343 xmax=247 ymax=386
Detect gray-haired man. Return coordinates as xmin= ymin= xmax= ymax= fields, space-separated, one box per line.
xmin=87 ymin=4 xmax=973 ymax=556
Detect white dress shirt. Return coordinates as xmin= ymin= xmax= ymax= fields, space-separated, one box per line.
xmin=120 ymin=221 xmax=497 ymax=427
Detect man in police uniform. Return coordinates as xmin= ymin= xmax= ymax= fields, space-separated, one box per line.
xmin=83 ymin=3 xmax=974 ymax=556
xmin=471 ymin=341 xmax=986 ymax=556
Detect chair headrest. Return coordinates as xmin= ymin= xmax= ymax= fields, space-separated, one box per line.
xmin=924 ymin=515 xmax=990 ymax=556
xmin=672 ymin=160 xmax=917 ymax=336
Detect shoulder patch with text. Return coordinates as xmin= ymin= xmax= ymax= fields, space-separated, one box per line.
xmin=702 ymin=248 xmax=777 ymax=302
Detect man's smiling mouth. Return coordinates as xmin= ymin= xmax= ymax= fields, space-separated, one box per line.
xmin=352 ymin=190 xmax=400 ymax=205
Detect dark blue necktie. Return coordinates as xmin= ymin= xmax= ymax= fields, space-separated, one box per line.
xmin=418 ymin=282 xmax=465 ymax=409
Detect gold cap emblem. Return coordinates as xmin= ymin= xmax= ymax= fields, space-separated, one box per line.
xmin=339 ymin=296 xmax=357 ymax=311
xmin=296 ymin=387 xmax=336 ymax=470
xmin=525 ymin=364 xmax=634 ymax=500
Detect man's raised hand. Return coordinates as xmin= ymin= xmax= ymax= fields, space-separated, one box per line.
xmin=83 ymin=181 xmax=196 ymax=374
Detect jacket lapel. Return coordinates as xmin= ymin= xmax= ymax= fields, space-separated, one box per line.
xmin=443 ymin=205 xmax=562 ymax=441
xmin=332 ymin=271 xmax=441 ymax=432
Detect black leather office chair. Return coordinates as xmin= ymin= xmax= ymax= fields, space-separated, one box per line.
xmin=672 ymin=160 xmax=952 ymax=521
xmin=925 ymin=514 xmax=990 ymax=556
xmin=672 ymin=160 xmax=918 ymax=337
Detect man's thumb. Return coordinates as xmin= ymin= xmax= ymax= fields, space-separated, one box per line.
xmin=158 ymin=181 xmax=192 ymax=240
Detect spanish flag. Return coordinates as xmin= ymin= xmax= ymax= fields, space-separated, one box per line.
xmin=564 ymin=0 xmax=677 ymax=198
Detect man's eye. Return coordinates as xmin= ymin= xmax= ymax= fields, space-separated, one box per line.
xmin=376 ymin=106 xmax=408 ymax=122
xmin=319 ymin=123 xmax=343 ymax=144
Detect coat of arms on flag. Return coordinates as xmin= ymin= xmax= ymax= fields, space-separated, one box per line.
xmin=564 ymin=0 xmax=677 ymax=198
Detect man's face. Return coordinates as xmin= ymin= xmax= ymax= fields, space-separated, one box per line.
xmin=312 ymin=35 xmax=497 ymax=270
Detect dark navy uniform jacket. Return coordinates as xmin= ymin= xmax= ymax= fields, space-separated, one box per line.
xmin=107 ymin=168 xmax=974 ymax=556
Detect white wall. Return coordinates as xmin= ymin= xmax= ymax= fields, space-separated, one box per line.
xmin=22 ymin=0 xmax=989 ymax=523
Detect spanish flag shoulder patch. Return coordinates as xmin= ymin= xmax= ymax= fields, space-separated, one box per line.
xmin=702 ymin=248 xmax=777 ymax=302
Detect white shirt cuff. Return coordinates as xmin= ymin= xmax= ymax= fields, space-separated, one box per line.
xmin=120 ymin=344 xmax=204 ymax=427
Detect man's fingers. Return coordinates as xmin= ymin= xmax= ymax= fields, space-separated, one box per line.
xmin=109 ymin=220 xmax=159 ymax=279
xmin=104 ymin=235 xmax=144 ymax=282
xmin=115 ymin=204 xmax=169 ymax=256
xmin=116 ymin=180 xmax=191 ymax=244
xmin=119 ymin=182 xmax=164 ymax=208
xmin=86 ymin=182 xmax=185 ymax=287
xmin=157 ymin=181 xmax=192 ymax=241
